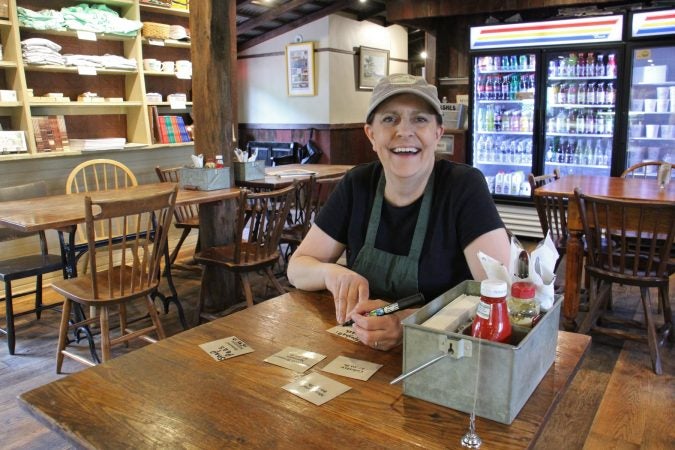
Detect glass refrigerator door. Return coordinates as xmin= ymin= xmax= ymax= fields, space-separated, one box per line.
xmin=626 ymin=45 xmax=675 ymax=172
xmin=472 ymin=52 xmax=536 ymax=198
xmin=543 ymin=49 xmax=619 ymax=176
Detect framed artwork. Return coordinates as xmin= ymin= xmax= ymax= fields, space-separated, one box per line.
xmin=359 ymin=46 xmax=389 ymax=90
xmin=286 ymin=42 xmax=315 ymax=96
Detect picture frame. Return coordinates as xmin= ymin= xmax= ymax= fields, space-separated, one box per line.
xmin=285 ymin=42 xmax=315 ymax=96
xmin=359 ymin=46 xmax=389 ymax=90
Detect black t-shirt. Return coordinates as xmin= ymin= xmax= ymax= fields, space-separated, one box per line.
xmin=314 ymin=160 xmax=504 ymax=300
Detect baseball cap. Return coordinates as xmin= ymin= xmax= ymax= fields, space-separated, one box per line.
xmin=366 ymin=73 xmax=442 ymax=120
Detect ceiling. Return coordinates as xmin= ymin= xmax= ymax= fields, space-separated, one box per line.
xmin=235 ymin=0 xmax=391 ymax=52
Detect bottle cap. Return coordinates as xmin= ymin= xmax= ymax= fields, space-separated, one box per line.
xmin=480 ymin=279 xmax=507 ymax=298
xmin=511 ymin=281 xmax=536 ymax=299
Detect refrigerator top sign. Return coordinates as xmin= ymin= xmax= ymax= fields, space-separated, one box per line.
xmin=470 ymin=15 xmax=623 ymax=50
xmin=631 ymin=9 xmax=675 ymax=38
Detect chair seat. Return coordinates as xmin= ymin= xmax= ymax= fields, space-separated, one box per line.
xmin=51 ymin=265 xmax=158 ymax=306
xmin=175 ymin=216 xmax=199 ymax=229
xmin=0 ymin=254 xmax=63 ymax=282
xmin=195 ymin=244 xmax=280 ymax=272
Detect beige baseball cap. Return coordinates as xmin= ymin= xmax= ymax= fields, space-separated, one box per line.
xmin=366 ymin=73 xmax=442 ymax=120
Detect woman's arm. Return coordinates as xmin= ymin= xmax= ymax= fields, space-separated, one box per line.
xmin=288 ymin=225 xmax=370 ymax=323
xmin=463 ymin=227 xmax=511 ymax=280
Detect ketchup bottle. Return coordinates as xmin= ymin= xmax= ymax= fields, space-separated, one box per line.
xmin=471 ymin=279 xmax=511 ymax=343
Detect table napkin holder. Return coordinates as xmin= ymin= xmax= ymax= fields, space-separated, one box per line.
xmin=401 ymin=280 xmax=561 ymax=424
xmin=233 ymin=160 xmax=265 ymax=181
xmin=180 ymin=167 xmax=231 ymax=191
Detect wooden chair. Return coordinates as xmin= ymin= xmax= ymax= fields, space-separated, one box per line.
xmin=574 ymin=188 xmax=674 ymax=375
xmin=53 ymin=184 xmax=178 ymax=371
xmin=621 ymin=161 xmax=674 ymax=179
xmin=528 ymin=169 xmax=567 ymax=271
xmin=155 ymin=166 xmax=200 ymax=267
xmin=195 ymin=184 xmax=295 ymax=318
xmin=0 ymin=182 xmax=65 ymax=355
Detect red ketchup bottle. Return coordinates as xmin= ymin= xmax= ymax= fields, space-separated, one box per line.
xmin=471 ymin=279 xmax=512 ymax=343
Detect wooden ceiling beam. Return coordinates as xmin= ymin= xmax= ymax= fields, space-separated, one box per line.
xmin=238 ymin=0 xmax=316 ymax=34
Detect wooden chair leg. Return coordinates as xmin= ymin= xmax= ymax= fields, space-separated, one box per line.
xmin=640 ymin=288 xmax=662 ymax=375
xmin=3 ymin=281 xmax=16 ymax=355
xmin=56 ymin=298 xmax=72 ymax=374
xmin=658 ymin=286 xmax=673 ymax=344
xmin=265 ymin=267 xmax=287 ymax=296
xmin=100 ymin=306 xmax=111 ymax=363
xmin=239 ymin=272 xmax=255 ymax=308
xmin=119 ymin=303 xmax=129 ymax=348
xmin=146 ymin=295 xmax=166 ymax=340
xmin=35 ymin=275 xmax=43 ymax=320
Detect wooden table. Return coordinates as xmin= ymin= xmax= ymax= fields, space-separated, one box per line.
xmin=236 ymin=163 xmax=353 ymax=189
xmin=19 ymin=290 xmax=590 ymax=449
xmin=534 ymin=175 xmax=675 ymax=331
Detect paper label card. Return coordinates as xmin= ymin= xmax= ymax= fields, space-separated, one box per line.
xmin=283 ymin=372 xmax=351 ymax=406
xmin=327 ymin=325 xmax=360 ymax=343
xmin=321 ymin=356 xmax=382 ymax=381
xmin=77 ymin=30 xmax=97 ymax=41
xmin=77 ymin=66 xmax=97 ymax=76
xmin=199 ymin=336 xmax=253 ymax=362
xmin=169 ymin=97 xmax=187 ymax=110
xmin=264 ymin=346 xmax=326 ymax=373
xmin=148 ymin=39 xmax=165 ymax=46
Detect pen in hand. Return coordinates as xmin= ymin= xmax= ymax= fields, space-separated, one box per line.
xmin=342 ymin=293 xmax=425 ymax=326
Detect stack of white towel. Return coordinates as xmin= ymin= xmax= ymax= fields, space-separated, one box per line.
xmin=21 ymin=38 xmax=65 ymax=66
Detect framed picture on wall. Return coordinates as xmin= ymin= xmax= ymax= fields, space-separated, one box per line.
xmin=286 ymin=42 xmax=315 ymax=96
xmin=359 ymin=46 xmax=389 ymax=90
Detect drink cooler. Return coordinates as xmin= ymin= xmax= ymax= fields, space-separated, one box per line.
xmin=401 ymin=280 xmax=562 ymax=424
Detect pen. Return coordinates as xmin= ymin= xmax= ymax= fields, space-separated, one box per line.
xmin=342 ymin=293 xmax=425 ymax=326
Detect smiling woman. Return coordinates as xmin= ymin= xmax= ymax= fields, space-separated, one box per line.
xmin=287 ymin=74 xmax=511 ymax=352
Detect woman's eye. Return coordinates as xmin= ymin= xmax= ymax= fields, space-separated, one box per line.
xmin=381 ymin=115 xmax=396 ymax=123
xmin=415 ymin=115 xmax=430 ymax=123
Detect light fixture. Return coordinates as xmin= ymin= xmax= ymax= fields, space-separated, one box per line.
xmin=420 ymin=51 xmax=428 ymax=60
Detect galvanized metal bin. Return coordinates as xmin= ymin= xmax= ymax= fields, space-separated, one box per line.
xmin=401 ymin=280 xmax=562 ymax=424
xmin=180 ymin=167 xmax=231 ymax=191
xmin=233 ymin=160 xmax=266 ymax=181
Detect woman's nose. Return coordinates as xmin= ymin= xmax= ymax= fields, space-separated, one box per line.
xmin=395 ymin=119 xmax=415 ymax=136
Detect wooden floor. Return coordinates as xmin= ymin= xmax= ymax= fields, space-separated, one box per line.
xmin=0 ymin=261 xmax=673 ymax=449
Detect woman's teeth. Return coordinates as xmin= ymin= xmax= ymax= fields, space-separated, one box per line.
xmin=391 ymin=147 xmax=418 ymax=154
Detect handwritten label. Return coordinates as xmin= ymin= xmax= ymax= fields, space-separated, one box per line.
xmin=175 ymin=71 xmax=191 ymax=80
xmin=283 ymin=372 xmax=351 ymax=406
xmin=148 ymin=39 xmax=165 ymax=46
xmin=169 ymin=97 xmax=187 ymax=110
xmin=326 ymin=325 xmax=360 ymax=343
xmin=77 ymin=30 xmax=97 ymax=41
xmin=199 ymin=336 xmax=253 ymax=361
xmin=264 ymin=346 xmax=325 ymax=373
xmin=77 ymin=66 xmax=97 ymax=76
xmin=321 ymin=356 xmax=382 ymax=381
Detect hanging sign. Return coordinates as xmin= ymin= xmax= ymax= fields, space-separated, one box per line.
xmin=632 ymin=9 xmax=675 ymax=38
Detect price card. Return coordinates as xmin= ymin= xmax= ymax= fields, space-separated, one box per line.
xmin=283 ymin=372 xmax=351 ymax=406
xmin=326 ymin=325 xmax=360 ymax=343
xmin=148 ymin=39 xmax=165 ymax=46
xmin=199 ymin=336 xmax=253 ymax=361
xmin=264 ymin=346 xmax=326 ymax=373
xmin=78 ymin=66 xmax=97 ymax=76
xmin=169 ymin=97 xmax=186 ymax=110
xmin=175 ymin=71 xmax=191 ymax=80
xmin=321 ymin=356 xmax=382 ymax=381
xmin=77 ymin=30 xmax=97 ymax=41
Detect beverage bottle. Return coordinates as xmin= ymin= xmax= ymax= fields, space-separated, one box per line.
xmin=502 ymin=110 xmax=510 ymax=131
xmin=508 ymin=281 xmax=540 ymax=328
xmin=477 ymin=135 xmax=486 ymax=161
xmin=486 ymin=105 xmax=494 ymax=131
xmin=586 ymin=110 xmax=596 ymax=134
xmin=510 ymin=55 xmax=518 ymax=71
xmin=502 ymin=55 xmax=510 ymax=71
xmin=605 ymin=82 xmax=615 ymax=105
xmin=606 ymin=53 xmax=617 ymax=78
xmin=528 ymin=54 xmax=536 ymax=70
xmin=583 ymin=139 xmax=593 ymax=165
xmin=576 ymin=52 xmax=586 ymax=77
xmin=494 ymin=75 xmax=502 ymax=100
xmin=493 ymin=55 xmax=501 ymax=71
xmin=528 ymin=110 xmax=534 ymax=132
xmin=546 ymin=141 xmax=554 ymax=162
xmin=595 ymin=54 xmax=605 ymax=77
xmin=477 ymin=108 xmax=486 ymax=131
xmin=476 ymin=75 xmax=485 ymax=100
xmin=494 ymin=107 xmax=502 ymax=131
xmin=553 ymin=137 xmax=562 ymax=162
xmin=560 ymin=139 xmax=569 ymax=163
xmin=576 ymin=110 xmax=586 ymax=134
xmin=486 ymin=75 xmax=494 ymax=100
xmin=525 ymin=140 xmax=533 ymax=163
xmin=577 ymin=82 xmax=587 ymax=105
xmin=519 ymin=54 xmax=528 ymax=71
xmin=558 ymin=83 xmax=567 ymax=104
xmin=602 ymin=143 xmax=610 ymax=166
xmin=568 ymin=82 xmax=578 ymax=104
xmin=586 ymin=52 xmax=595 ymax=77
xmin=566 ymin=109 xmax=576 ymax=133
xmin=595 ymin=82 xmax=606 ymax=105
xmin=587 ymin=81 xmax=596 ymax=105
xmin=557 ymin=57 xmax=567 ymax=77
xmin=556 ymin=110 xmax=566 ymax=133
xmin=486 ymin=136 xmax=494 ymax=161
xmin=501 ymin=75 xmax=510 ymax=100
xmin=519 ymin=75 xmax=527 ymax=94
xmin=508 ymin=139 xmax=517 ymax=163
xmin=528 ymin=74 xmax=535 ymax=93
xmin=513 ymin=110 xmax=522 ymax=132
xmin=547 ymin=115 xmax=556 ymax=133
xmin=472 ymin=280 xmax=511 ymax=343
xmin=604 ymin=110 xmax=614 ymax=134
xmin=567 ymin=53 xmax=578 ymax=76
xmin=594 ymin=140 xmax=603 ymax=165
xmin=510 ymin=74 xmax=519 ymax=100
xmin=515 ymin=140 xmax=524 ymax=163
xmin=548 ymin=83 xmax=558 ymax=105
xmin=548 ymin=60 xmax=557 ymax=77
xmin=520 ymin=109 xmax=528 ymax=132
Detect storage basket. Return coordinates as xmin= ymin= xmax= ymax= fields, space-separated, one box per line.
xmin=140 ymin=0 xmax=173 ymax=7
xmin=0 ymin=0 xmax=8 ymax=19
xmin=142 ymin=22 xmax=171 ymax=40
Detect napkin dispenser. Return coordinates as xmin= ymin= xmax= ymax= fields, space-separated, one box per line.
xmin=179 ymin=167 xmax=231 ymax=191
xmin=400 ymin=280 xmax=561 ymax=424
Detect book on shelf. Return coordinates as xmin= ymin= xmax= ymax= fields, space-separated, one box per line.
xmin=149 ymin=105 xmax=160 ymax=144
xmin=55 ymin=115 xmax=70 ymax=151
xmin=162 ymin=115 xmax=177 ymax=143
xmin=175 ymin=116 xmax=191 ymax=142
xmin=30 ymin=116 xmax=70 ymax=152
xmin=157 ymin=116 xmax=170 ymax=144
xmin=48 ymin=116 xmax=63 ymax=152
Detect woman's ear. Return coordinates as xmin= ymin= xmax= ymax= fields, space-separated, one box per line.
xmin=364 ymin=124 xmax=376 ymax=147
xmin=436 ymin=124 xmax=445 ymax=140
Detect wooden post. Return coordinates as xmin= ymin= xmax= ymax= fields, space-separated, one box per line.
xmin=191 ymin=0 xmax=239 ymax=312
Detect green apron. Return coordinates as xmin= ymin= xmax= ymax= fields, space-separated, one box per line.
xmin=352 ymin=171 xmax=434 ymax=300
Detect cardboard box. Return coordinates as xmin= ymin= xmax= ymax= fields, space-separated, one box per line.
xmin=401 ymin=280 xmax=561 ymax=424
xmin=233 ymin=160 xmax=266 ymax=181
xmin=643 ymin=65 xmax=667 ymax=83
xmin=0 ymin=90 xmax=17 ymax=102
xmin=180 ymin=167 xmax=231 ymax=191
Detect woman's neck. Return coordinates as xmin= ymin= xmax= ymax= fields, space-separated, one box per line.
xmin=383 ymin=166 xmax=433 ymax=207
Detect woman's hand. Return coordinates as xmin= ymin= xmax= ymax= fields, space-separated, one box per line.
xmin=349 ymin=300 xmax=412 ymax=351
xmin=323 ymin=265 xmax=370 ymax=324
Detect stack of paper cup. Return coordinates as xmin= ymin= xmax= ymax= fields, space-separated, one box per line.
xmin=656 ymin=87 xmax=669 ymax=112
xmin=661 ymin=124 xmax=675 ymax=139
xmin=644 ymin=99 xmax=657 ymax=112
xmin=646 ymin=124 xmax=660 ymax=139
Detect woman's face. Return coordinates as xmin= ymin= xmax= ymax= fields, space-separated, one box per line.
xmin=364 ymin=93 xmax=443 ymax=182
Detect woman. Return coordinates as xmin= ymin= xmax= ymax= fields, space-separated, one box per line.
xmin=287 ymin=74 xmax=510 ymax=350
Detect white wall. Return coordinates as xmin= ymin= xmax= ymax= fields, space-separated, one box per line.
xmin=238 ymin=15 xmax=408 ymax=125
